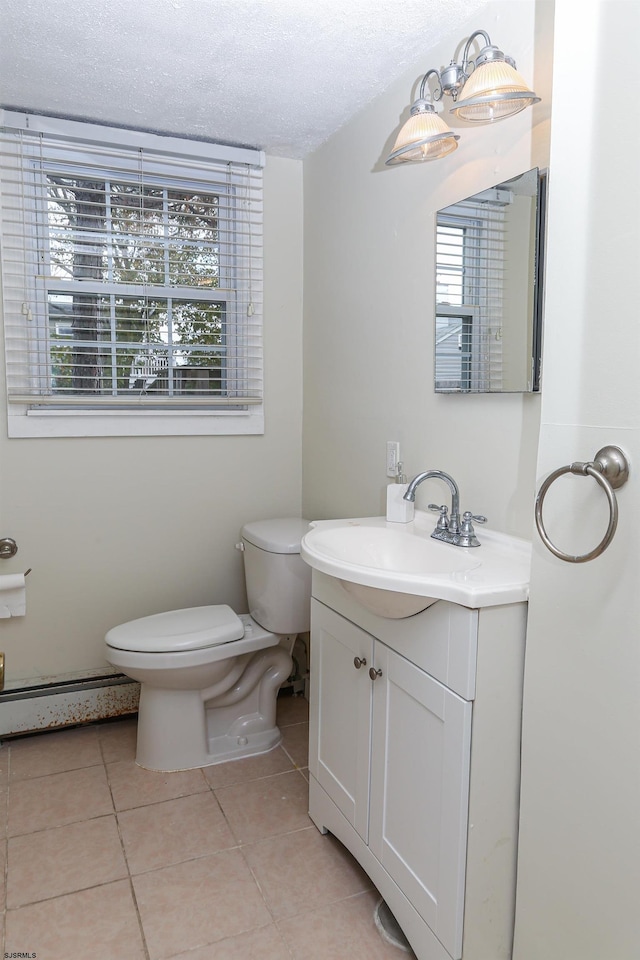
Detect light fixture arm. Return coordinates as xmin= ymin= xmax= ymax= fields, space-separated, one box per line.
xmin=438 ymin=29 xmax=495 ymax=102
xmin=418 ymin=68 xmax=445 ymax=103
xmin=416 ymin=30 xmax=515 ymax=106
xmin=460 ymin=29 xmax=492 ymax=76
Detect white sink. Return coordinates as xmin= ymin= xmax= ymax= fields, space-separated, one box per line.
xmin=300 ymin=511 xmax=531 ymax=612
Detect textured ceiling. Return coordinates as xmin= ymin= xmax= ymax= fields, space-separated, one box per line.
xmin=1 ymin=0 xmax=489 ymax=158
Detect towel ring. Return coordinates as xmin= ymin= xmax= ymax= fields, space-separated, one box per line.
xmin=535 ymin=445 xmax=630 ymax=563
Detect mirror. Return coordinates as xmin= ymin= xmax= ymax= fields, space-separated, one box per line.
xmin=434 ymin=167 xmax=547 ymax=393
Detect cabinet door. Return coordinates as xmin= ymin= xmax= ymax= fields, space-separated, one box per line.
xmin=369 ymin=642 xmax=472 ymax=960
xmin=309 ymin=600 xmax=374 ymax=841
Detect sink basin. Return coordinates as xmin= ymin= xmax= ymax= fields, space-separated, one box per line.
xmin=309 ymin=525 xmax=478 ymax=575
xmin=300 ymin=511 xmax=531 ymax=611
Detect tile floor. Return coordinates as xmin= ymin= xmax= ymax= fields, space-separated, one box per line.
xmin=0 ymin=694 xmax=414 ymax=960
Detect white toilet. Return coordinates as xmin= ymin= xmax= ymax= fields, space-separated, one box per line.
xmin=105 ymin=518 xmax=311 ymax=772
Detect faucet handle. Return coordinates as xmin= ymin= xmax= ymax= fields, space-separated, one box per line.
xmin=463 ymin=511 xmax=487 ymax=524
xmin=459 ymin=511 xmax=485 ymax=548
xmin=428 ymin=504 xmax=449 ymax=532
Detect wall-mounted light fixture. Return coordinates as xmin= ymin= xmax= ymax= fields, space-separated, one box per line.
xmin=386 ymin=29 xmax=540 ymax=165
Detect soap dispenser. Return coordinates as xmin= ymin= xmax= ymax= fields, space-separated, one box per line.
xmin=386 ymin=463 xmax=414 ymax=523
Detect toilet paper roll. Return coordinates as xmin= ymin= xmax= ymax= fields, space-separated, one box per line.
xmin=0 ymin=573 xmax=26 ymax=618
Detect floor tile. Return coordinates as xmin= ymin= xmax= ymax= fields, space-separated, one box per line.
xmin=280 ymin=722 xmax=309 ymax=768
xmin=133 ymin=848 xmax=272 ymax=960
xmin=243 ymin=826 xmax=372 ymax=920
xmin=215 ymin=769 xmax=311 ymax=843
xmin=0 ymin=782 xmax=8 ymax=837
xmin=9 ymin=725 xmax=103 ymax=780
xmin=0 ymin=838 xmax=6 ymax=900
xmin=97 ymin=718 xmax=138 ymax=763
xmin=0 ymin=743 xmax=10 ymax=783
xmin=167 ymin=923 xmax=293 ymax=960
xmin=276 ymin=693 xmax=309 ymax=727
xmin=8 ymin=764 xmax=113 ymax=836
xmin=7 ymin=814 xmax=127 ymax=907
xmin=5 ymin=879 xmax=146 ymax=960
xmin=107 ymin=758 xmax=209 ymax=811
xmin=202 ymin=745 xmax=294 ymax=790
xmin=278 ymin=889 xmax=415 ymax=959
xmin=119 ymin=791 xmax=236 ymax=875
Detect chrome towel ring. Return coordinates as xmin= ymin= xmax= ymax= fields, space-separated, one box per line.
xmin=535 ymin=445 xmax=630 ymax=563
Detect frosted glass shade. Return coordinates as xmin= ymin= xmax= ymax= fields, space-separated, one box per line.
xmin=386 ymin=102 xmax=460 ymax=165
xmin=451 ymin=60 xmax=540 ymax=122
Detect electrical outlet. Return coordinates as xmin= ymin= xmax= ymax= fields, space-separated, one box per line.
xmin=386 ymin=441 xmax=400 ymax=478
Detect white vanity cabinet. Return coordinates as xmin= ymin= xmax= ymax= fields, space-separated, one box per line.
xmin=308 ymin=571 xmax=527 ymax=960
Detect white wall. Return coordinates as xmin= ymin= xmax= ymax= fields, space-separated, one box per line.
xmin=0 ymin=155 xmax=304 ymax=683
xmin=302 ymin=1 xmax=553 ymax=537
xmin=514 ymin=2 xmax=640 ymax=956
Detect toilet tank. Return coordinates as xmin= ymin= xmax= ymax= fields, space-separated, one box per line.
xmin=241 ymin=518 xmax=312 ymax=634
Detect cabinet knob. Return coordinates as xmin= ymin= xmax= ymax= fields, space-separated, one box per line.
xmin=369 ymin=667 xmax=382 ymax=681
xmin=353 ymin=656 xmax=367 ymax=669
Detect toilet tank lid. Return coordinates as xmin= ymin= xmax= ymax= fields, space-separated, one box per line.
xmin=105 ymin=605 xmax=244 ymax=653
xmin=241 ymin=518 xmax=311 ymax=554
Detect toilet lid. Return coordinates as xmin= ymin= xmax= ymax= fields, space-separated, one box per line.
xmin=241 ymin=517 xmax=310 ymax=553
xmin=105 ymin=605 xmax=245 ymax=653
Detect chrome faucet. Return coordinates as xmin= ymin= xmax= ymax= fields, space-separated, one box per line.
xmin=404 ymin=470 xmax=461 ymax=535
xmin=403 ymin=470 xmax=486 ymax=547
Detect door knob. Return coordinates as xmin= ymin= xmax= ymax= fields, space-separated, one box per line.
xmin=0 ymin=538 xmax=18 ymax=559
xmin=353 ymin=656 xmax=367 ymax=669
xmin=369 ymin=667 xmax=382 ymax=681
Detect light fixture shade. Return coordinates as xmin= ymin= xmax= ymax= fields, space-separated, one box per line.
xmin=386 ymin=100 xmax=460 ymax=165
xmin=451 ymin=59 xmax=540 ymax=122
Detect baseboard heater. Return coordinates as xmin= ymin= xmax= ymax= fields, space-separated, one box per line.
xmin=0 ymin=672 xmax=140 ymax=738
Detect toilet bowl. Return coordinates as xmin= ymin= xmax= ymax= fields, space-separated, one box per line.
xmin=105 ymin=518 xmax=311 ymax=772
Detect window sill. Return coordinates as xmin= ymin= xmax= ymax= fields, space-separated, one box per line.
xmin=7 ymin=406 xmax=264 ymax=438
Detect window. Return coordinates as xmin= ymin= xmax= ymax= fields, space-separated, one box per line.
xmin=0 ymin=112 xmax=264 ymax=437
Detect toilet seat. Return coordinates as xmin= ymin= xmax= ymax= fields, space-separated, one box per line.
xmin=105 ymin=604 xmax=244 ymax=653
xmin=105 ymin=613 xmax=280 ymax=679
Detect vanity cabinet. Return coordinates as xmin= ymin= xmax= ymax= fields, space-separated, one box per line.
xmin=308 ymin=571 xmax=527 ymax=960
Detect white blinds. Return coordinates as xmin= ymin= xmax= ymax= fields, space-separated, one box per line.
xmin=435 ymin=197 xmax=507 ymax=392
xmin=0 ymin=112 xmax=264 ymax=407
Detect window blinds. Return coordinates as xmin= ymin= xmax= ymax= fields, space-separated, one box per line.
xmin=435 ymin=196 xmax=507 ymax=392
xmin=0 ymin=112 xmax=264 ymax=408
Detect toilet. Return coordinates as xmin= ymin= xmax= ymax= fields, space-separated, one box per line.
xmin=105 ymin=518 xmax=311 ymax=772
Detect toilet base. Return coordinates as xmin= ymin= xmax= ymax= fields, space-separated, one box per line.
xmin=134 ymin=641 xmax=293 ymax=772
xmin=200 ymin=722 xmax=283 ymax=768
xmin=135 ymin=703 xmax=283 ymax=772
